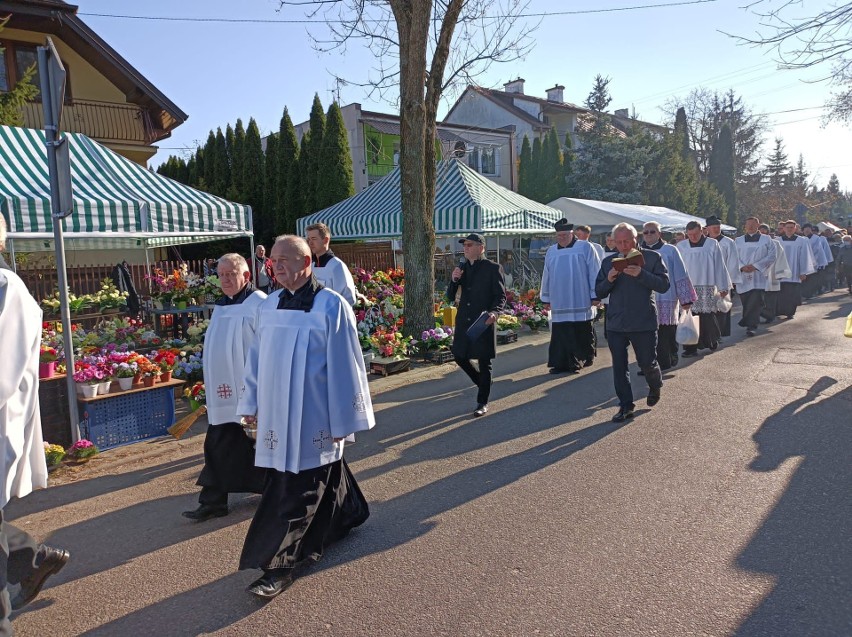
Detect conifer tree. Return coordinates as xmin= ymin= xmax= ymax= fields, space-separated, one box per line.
xmin=643 ymin=130 xmax=698 ymax=214
xmin=562 ymin=132 xmax=574 ymax=187
xmin=278 ymin=107 xmax=299 ymax=226
xmin=696 ymin=181 xmax=728 ymax=220
xmin=674 ymin=107 xmax=692 ymax=164
xmin=202 ymin=131 xmax=216 ymax=194
xmin=299 ymin=132 xmax=312 ymax=214
xmin=585 ymin=75 xmax=612 ymax=112
xmin=213 ymin=128 xmax=228 ymax=197
xmin=708 ymin=123 xmax=737 ymax=224
xmin=194 ymin=148 xmax=206 ymax=191
xmin=264 ymin=133 xmax=281 ymax=234
xmin=0 ymin=20 xmax=38 ymax=126
xmin=243 ymin=118 xmax=267 ymax=244
xmin=541 ymin=127 xmax=564 ymax=202
xmin=517 ymin=135 xmax=533 ymax=199
xmin=764 ymin=137 xmax=790 ymax=188
xmin=232 ymin=119 xmax=246 ymax=200
xmin=284 ymin=139 xmax=304 ymax=234
xmin=225 ymin=124 xmax=236 ymax=192
xmin=303 ymin=94 xmax=326 ymax=213
xmin=316 ymin=101 xmax=355 ymax=211
xmin=531 ymin=136 xmax=543 ymax=202
xmin=187 ymin=154 xmax=198 ymax=188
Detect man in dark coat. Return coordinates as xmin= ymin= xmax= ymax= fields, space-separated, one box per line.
xmin=595 ymin=223 xmax=670 ymax=423
xmin=447 ymin=233 xmax=506 ymax=417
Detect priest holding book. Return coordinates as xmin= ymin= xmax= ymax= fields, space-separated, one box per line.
xmin=540 ymin=218 xmax=601 ymax=374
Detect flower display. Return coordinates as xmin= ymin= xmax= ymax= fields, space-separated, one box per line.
xmin=369 ymin=327 xmax=412 ymax=360
xmin=414 ymin=326 xmax=453 ymax=352
xmin=152 ymin=349 xmax=179 ymax=371
xmin=172 ymin=350 xmax=204 ymax=383
xmin=39 ymin=346 xmax=58 ymax=363
xmin=183 ymin=381 xmax=206 ymax=406
xmin=93 ymin=278 xmax=128 ymax=310
xmin=112 ymin=361 xmax=138 ymax=379
xmin=44 ymin=442 xmax=65 ymax=467
xmin=496 ymin=314 xmax=521 ymax=332
xmin=67 ymin=439 xmax=99 ymax=460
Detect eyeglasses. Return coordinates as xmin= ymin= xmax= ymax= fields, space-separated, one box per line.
xmin=642 ymin=230 xmax=657 ymax=235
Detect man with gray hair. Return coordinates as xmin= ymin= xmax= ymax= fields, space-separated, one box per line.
xmin=183 ymin=253 xmax=268 ymax=522
xmin=237 ymin=235 xmax=374 ymax=599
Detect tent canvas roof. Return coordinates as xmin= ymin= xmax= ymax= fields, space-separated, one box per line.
xmin=296 ymin=159 xmax=565 ymax=239
xmin=548 ymin=198 xmax=737 ymax=235
xmin=0 ymin=125 xmax=252 ymax=252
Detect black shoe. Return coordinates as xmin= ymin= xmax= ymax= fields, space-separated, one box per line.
xmin=583 ymin=358 xmax=595 ymax=368
xmin=647 ymin=387 xmax=661 ymax=407
xmin=681 ymin=351 xmax=698 ymax=358
xmin=11 ymin=547 xmax=70 ymax=610
xmin=182 ymin=504 xmax=229 ymax=522
xmin=637 ymin=370 xmax=645 ymax=376
xmin=473 ymin=404 xmax=488 ymax=417
xmin=247 ymin=569 xmax=294 ymax=600
xmin=549 ymin=367 xmax=567 ymax=375
xmin=746 ymin=329 xmax=756 ymax=337
xmin=612 ymin=408 xmax=634 ymax=423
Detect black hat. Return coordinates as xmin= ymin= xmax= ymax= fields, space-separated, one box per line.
xmin=459 ymin=233 xmax=485 ymax=245
xmin=554 ymin=218 xmax=574 ymax=232
xmin=705 ymin=215 xmax=722 ymax=227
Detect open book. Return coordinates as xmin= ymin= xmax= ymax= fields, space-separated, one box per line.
xmin=611 ymin=248 xmax=645 ymax=272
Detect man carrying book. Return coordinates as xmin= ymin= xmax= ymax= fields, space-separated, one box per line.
xmin=595 ymin=223 xmax=670 ymax=423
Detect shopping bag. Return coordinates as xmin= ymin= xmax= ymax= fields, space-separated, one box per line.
xmin=716 ymin=294 xmax=733 ymax=313
xmin=676 ymin=309 xmax=700 ymax=345
xmin=845 ymin=310 xmax=852 ymax=338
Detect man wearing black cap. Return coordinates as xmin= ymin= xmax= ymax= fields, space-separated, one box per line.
xmin=447 ymin=233 xmax=506 ymax=417
xmin=540 ymin=219 xmax=601 ymax=374
xmin=705 ymin=216 xmax=740 ymax=337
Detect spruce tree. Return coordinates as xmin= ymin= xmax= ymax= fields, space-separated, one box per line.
xmin=264 ymin=133 xmax=281 ymax=234
xmin=531 ymin=136 xmax=543 ymax=202
xmin=243 ymin=118 xmax=267 ymax=245
xmin=585 ymin=74 xmax=612 ymax=112
xmin=315 ymin=101 xmax=355 ymax=210
xmin=517 ymin=135 xmax=533 ymax=199
xmin=232 ymin=119 xmax=246 ymax=200
xmin=696 ymin=181 xmax=728 ymax=220
xmin=708 ymin=124 xmax=736 ymax=224
xmin=304 ymin=94 xmax=326 ymax=213
xmin=764 ymin=137 xmax=790 ymax=188
xmin=674 ymin=107 xmax=692 ymax=164
xmin=644 ymin=130 xmax=698 ymax=214
xmin=194 ymin=148 xmax=206 ymax=191
xmin=278 ymin=107 xmax=299 ymax=225
xmin=202 ymin=131 xmax=216 ymax=194
xmin=562 ymin=132 xmax=574 ymax=187
xmin=187 ymin=154 xmax=198 ymax=188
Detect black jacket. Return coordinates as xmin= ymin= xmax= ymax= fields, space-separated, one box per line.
xmin=447 ymin=258 xmax=506 ymax=359
xmin=595 ymin=248 xmax=669 ymax=333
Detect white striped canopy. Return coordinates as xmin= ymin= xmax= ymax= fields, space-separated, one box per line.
xmin=296 ymin=159 xmax=564 ymax=239
xmin=0 ymin=125 xmax=252 ymax=252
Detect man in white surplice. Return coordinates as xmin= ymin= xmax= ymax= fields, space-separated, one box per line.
xmin=236 ymin=235 xmax=373 ymax=600
xmin=734 ymin=217 xmax=776 ymax=337
xmin=776 ymin=220 xmax=816 ymax=319
xmin=705 ymin=216 xmax=740 ymax=338
xmin=758 ymin=223 xmax=792 ymax=324
xmin=182 ymin=253 xmax=267 ymax=523
xmin=0 ymin=215 xmax=69 ymax=630
xmin=540 ymin=219 xmax=601 ymax=374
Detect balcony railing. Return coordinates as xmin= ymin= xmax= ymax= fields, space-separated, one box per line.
xmin=22 ymin=99 xmax=156 ymax=145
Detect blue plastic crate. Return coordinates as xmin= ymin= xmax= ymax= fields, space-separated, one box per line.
xmin=78 ymin=385 xmax=175 ymax=450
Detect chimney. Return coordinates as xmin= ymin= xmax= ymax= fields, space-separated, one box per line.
xmin=614 ymin=108 xmax=629 ymax=118
xmin=503 ymin=78 xmax=525 ymax=94
xmin=546 ymin=84 xmax=565 ymax=103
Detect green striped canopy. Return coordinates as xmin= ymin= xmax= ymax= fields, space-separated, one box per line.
xmin=296 ymin=159 xmax=564 ymax=239
xmin=0 ymin=125 xmax=252 ymax=252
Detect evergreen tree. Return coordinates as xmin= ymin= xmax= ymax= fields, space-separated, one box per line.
xmin=696 ymin=181 xmax=729 ymax=220
xmin=194 ymin=148 xmax=206 ymax=191
xmin=242 ymin=118 xmax=267 ymax=245
xmin=764 ymin=137 xmax=790 ymax=188
xmin=540 ymin=127 xmax=564 ymax=203
xmin=562 ymin=132 xmax=575 ymax=188
xmin=187 ymin=154 xmax=198 ymax=188
xmin=315 ymin=101 xmax=355 ymax=210
xmin=530 ymin=136 xmax=543 ymax=202
xmin=232 ymin=118 xmax=246 ymax=200
xmin=225 ymin=124 xmax=236 ymax=193
xmin=278 ymin=107 xmax=299 ymax=226
xmin=299 ymin=132 xmax=312 ymax=215
xmin=284 ymin=141 xmax=304 ymax=234
xmin=264 ymin=133 xmax=281 ymax=235
xmin=303 ymin=94 xmax=326 ymax=213
xmin=708 ymin=124 xmax=736 ymax=224
xmin=643 ymin=130 xmax=698 ymax=214
xmin=517 ymin=135 xmax=534 ymax=199
xmin=213 ymin=128 xmax=228 ymax=197
xmin=202 ymin=131 xmax=216 ymax=194
xmin=585 ymin=74 xmax=612 ymax=112
xmin=0 ymin=21 xmax=38 ymax=126
xmin=793 ymin=154 xmax=809 ymax=191
xmin=674 ymin=106 xmax=692 ymax=164
xmin=827 ymin=173 xmax=840 ymax=196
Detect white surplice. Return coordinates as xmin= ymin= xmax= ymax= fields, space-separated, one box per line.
xmin=778 ymin=236 xmax=817 ymax=281
xmin=645 ymin=241 xmax=696 ymax=325
xmin=237 ymin=288 xmax=374 ymax=474
xmin=540 ymin=239 xmax=601 ymax=322
xmin=807 ymin=234 xmax=832 ymax=268
xmin=734 ymin=233 xmax=777 ymax=293
xmin=677 ymin=237 xmax=733 ymax=314
xmin=712 ymin=234 xmax=742 ymax=286
xmin=765 ymin=238 xmax=792 ymax=292
xmin=313 ymin=255 xmax=357 ymax=305
xmin=0 ymin=270 xmax=48 ymax=508
xmin=203 ymin=290 xmax=267 ymax=425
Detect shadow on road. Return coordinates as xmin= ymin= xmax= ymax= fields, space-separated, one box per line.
xmin=733 ymin=377 xmax=852 ymax=636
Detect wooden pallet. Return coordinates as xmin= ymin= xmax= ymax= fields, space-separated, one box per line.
xmin=423 ymin=349 xmax=454 ymax=365
xmin=369 ymin=357 xmax=411 ymax=377
xmin=497 ymin=331 xmax=518 ymax=345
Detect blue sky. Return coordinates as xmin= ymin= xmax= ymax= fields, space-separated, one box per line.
xmin=78 ymin=0 xmax=852 ymax=191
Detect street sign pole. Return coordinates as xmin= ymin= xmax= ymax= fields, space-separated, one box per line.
xmin=38 ymin=37 xmax=79 ymax=443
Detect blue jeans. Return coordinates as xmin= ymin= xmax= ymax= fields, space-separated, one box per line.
xmin=607 ymin=330 xmax=662 ymax=410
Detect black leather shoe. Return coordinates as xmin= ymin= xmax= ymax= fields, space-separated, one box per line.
xmin=612 ymin=408 xmax=634 ymax=423
xmin=473 ymin=404 xmax=488 ymax=417
xmin=247 ymin=569 xmax=294 ymax=599
xmin=548 ymin=367 xmax=567 ymax=375
xmin=11 ymin=546 xmax=70 ymax=610
xmin=746 ymin=329 xmax=756 ymax=337
xmin=583 ymin=358 xmax=595 ymax=368
xmin=182 ymin=504 xmax=228 ymax=522
xmin=647 ymin=387 xmax=661 ymax=407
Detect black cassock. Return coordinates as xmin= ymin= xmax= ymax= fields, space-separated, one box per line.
xmin=447 ymin=258 xmax=506 ymax=361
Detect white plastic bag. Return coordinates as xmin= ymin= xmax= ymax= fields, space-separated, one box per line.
xmin=716 ymin=294 xmax=733 ymax=313
xmin=676 ymin=309 xmax=700 ymax=345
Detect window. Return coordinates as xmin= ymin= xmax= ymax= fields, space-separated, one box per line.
xmin=14 ymin=45 xmax=40 ymax=97
xmin=480 ymin=146 xmax=497 ymax=175
xmin=0 ymin=40 xmax=70 ymax=101
xmin=0 ymin=59 xmax=7 ymax=92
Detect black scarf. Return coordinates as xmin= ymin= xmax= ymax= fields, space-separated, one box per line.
xmin=744 ymin=233 xmax=761 ymax=243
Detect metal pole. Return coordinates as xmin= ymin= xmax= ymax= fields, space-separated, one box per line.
xmin=7 ymin=238 xmax=16 ymax=273
xmin=39 ymin=45 xmax=79 ymax=442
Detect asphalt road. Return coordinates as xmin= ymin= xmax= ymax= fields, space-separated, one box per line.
xmin=8 ymin=291 xmax=852 ymax=637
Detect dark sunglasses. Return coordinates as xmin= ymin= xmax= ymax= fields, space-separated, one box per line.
xmin=642 ymin=230 xmax=658 ymax=234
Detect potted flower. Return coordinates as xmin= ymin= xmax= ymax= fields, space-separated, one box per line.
xmin=67 ymin=439 xmax=99 ymax=461
xmin=112 ymin=361 xmax=138 ymax=390
xmin=40 ymin=294 xmax=61 ymax=318
xmin=136 ymin=357 xmax=160 ymax=387
xmin=73 ymin=364 xmax=104 ymax=398
xmin=496 ymin=314 xmax=520 ymax=334
xmin=153 ymin=350 xmax=177 ymax=382
xmin=39 ymin=346 xmax=58 ymax=379
xmin=44 ymin=442 xmax=65 ymax=468
xmin=413 ymin=327 xmax=454 ymax=363
xmin=67 ymin=293 xmax=92 ymax=315
xmin=95 ymin=278 xmax=128 ymax=314
xmin=183 ymin=381 xmax=206 ymax=411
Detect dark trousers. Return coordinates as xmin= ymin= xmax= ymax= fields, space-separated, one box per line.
xmin=197 ymin=423 xmax=267 ymax=507
xmin=738 ymin=289 xmax=764 ymax=330
xmin=777 ymin=282 xmax=801 ymax=317
xmin=454 ymin=357 xmax=493 ymax=405
xmin=607 ymin=330 xmax=662 ymax=410
xmin=656 ymin=324 xmax=678 ymax=371
xmin=0 ymin=512 xmax=42 ymax=637
xmin=761 ymin=290 xmax=778 ymax=321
